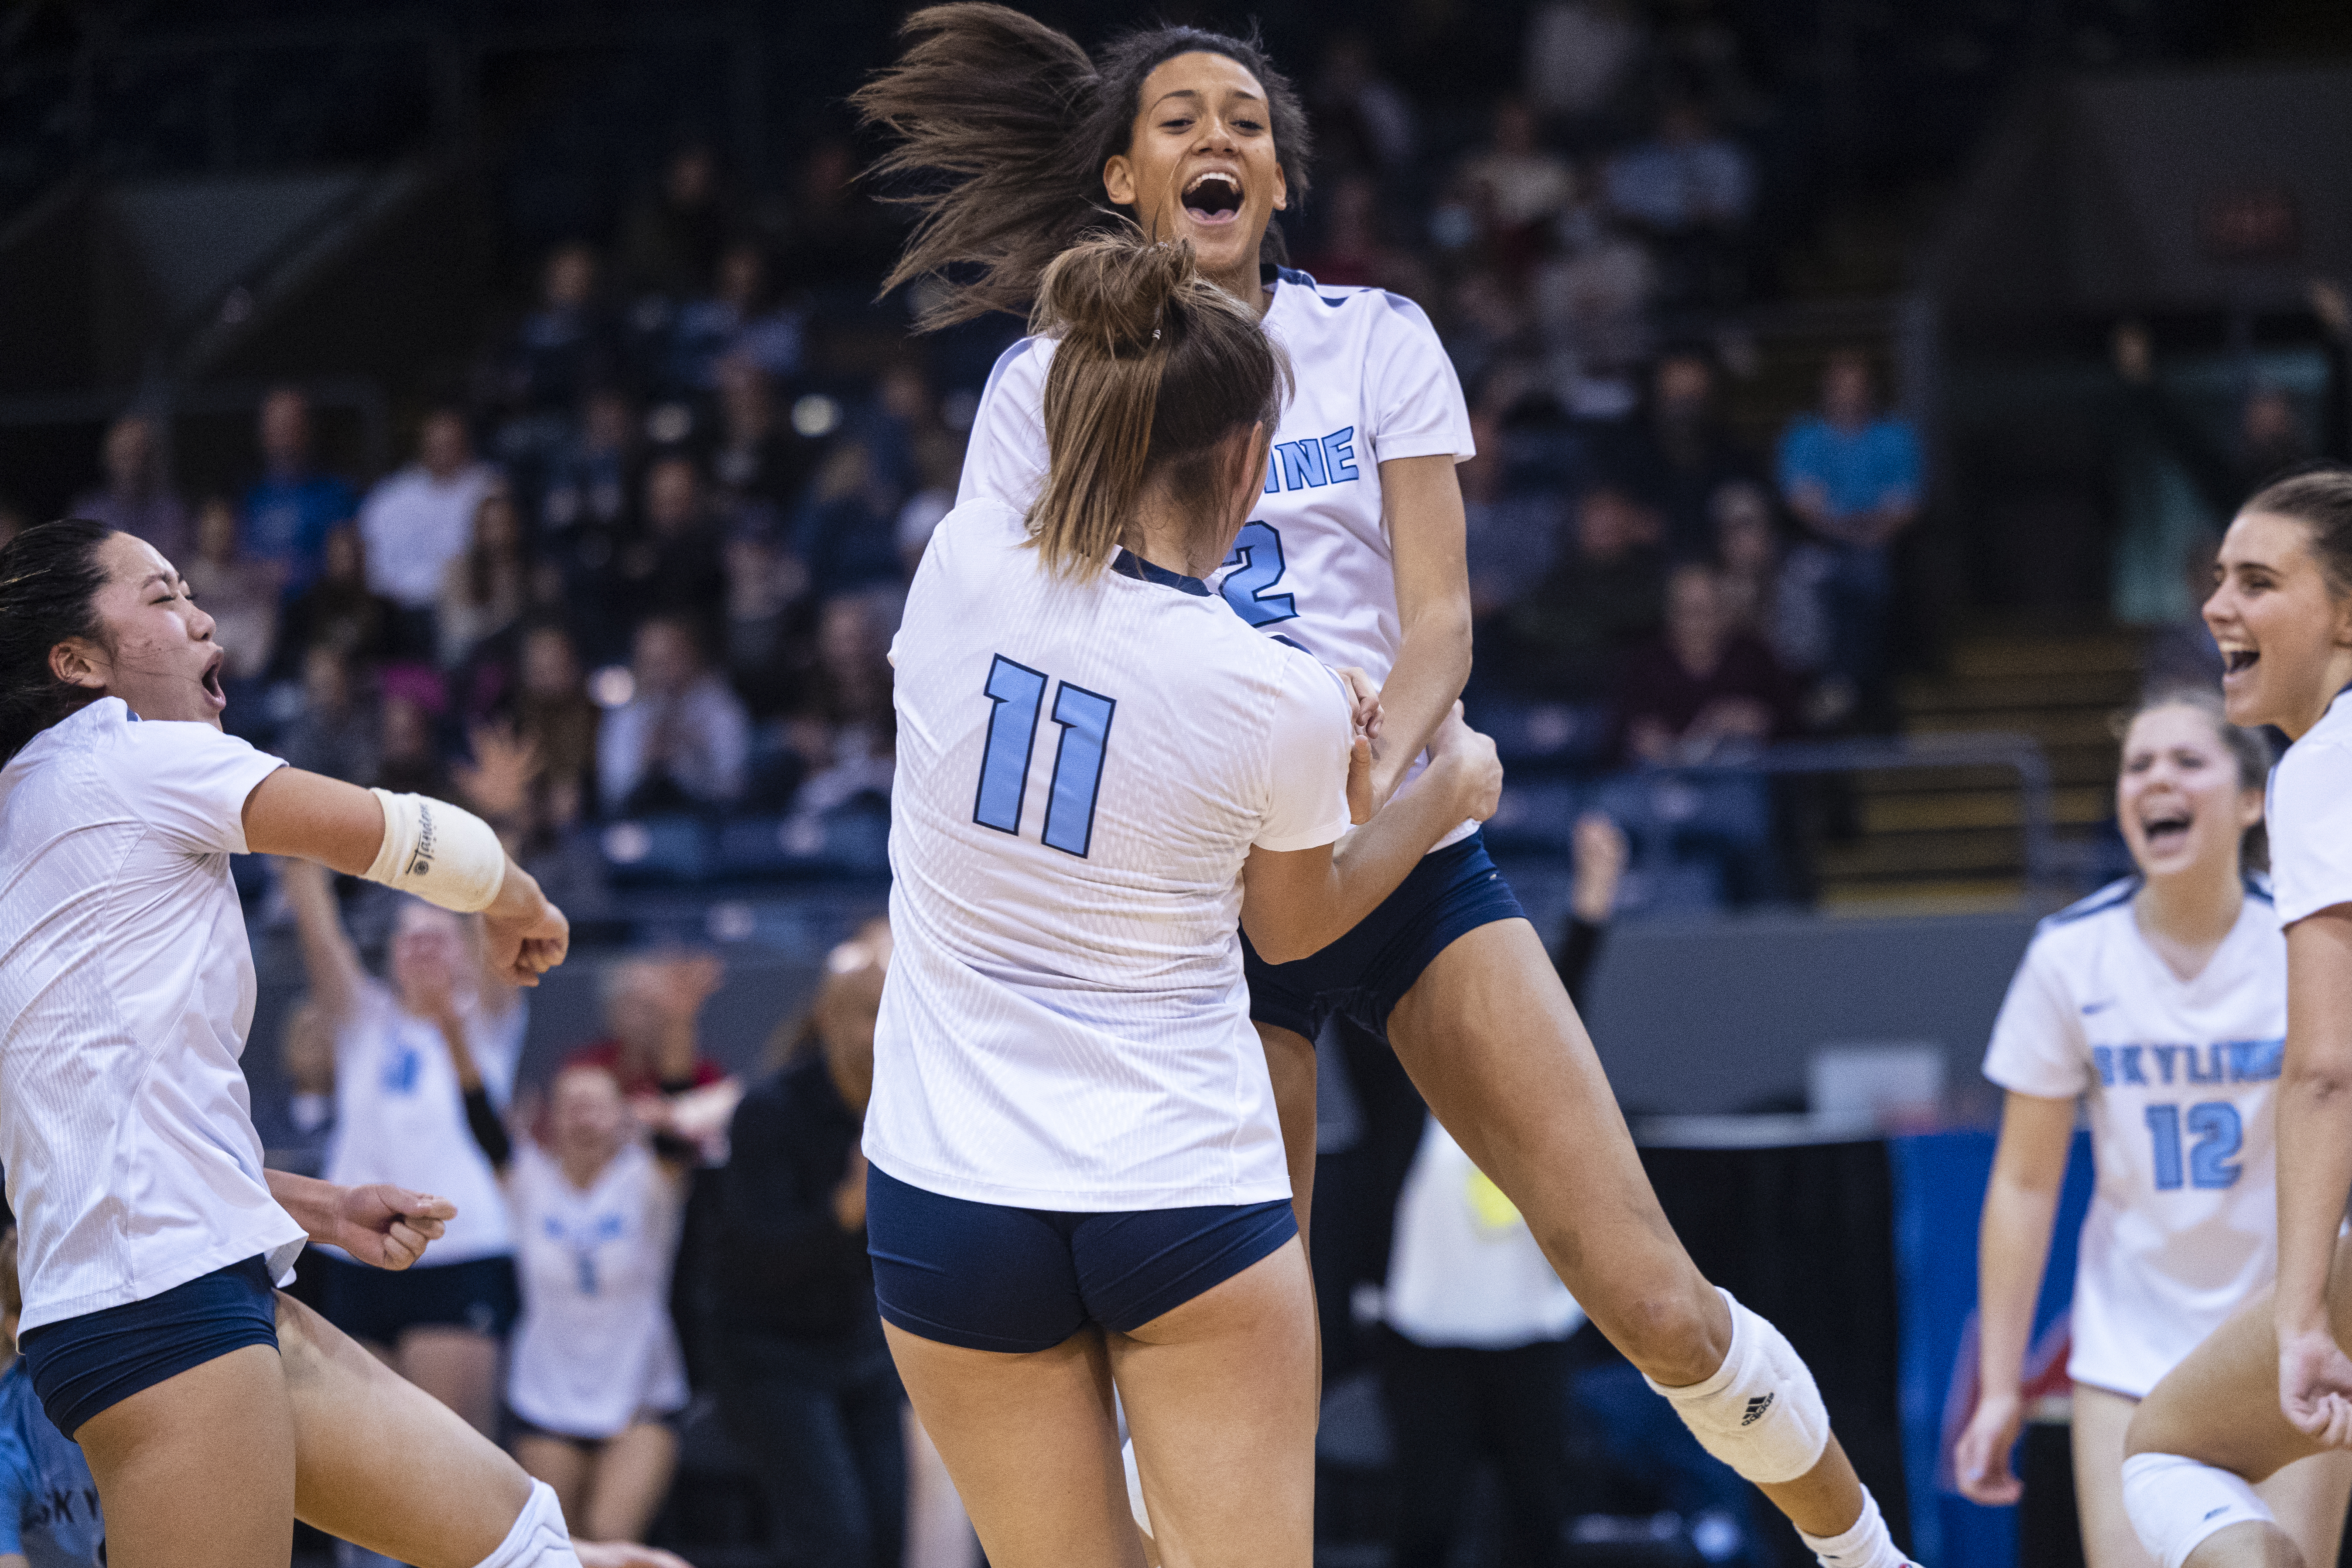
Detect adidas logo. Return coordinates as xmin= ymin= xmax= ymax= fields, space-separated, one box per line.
xmin=1741 ymin=1394 xmax=1774 ymax=1427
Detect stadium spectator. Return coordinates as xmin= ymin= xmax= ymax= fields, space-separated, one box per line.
xmin=241 ymin=385 xmax=359 ymax=594
xmin=279 ymin=857 xmax=523 ymax=1440
xmin=503 ymin=243 xmax=617 ymax=422
xmin=182 ymin=495 xmax=281 ymax=685
xmin=891 ymin=422 xmax=966 ymax=580
xmin=439 ymin=486 xmax=528 ymax=671
xmin=273 ymin=522 xmax=405 ymax=677
xmin=1460 ymin=405 xmax=1568 ymax=619
xmin=791 ymin=440 xmax=906 ymax=605
xmin=70 ymin=412 xmax=189 ymax=563
xmin=711 ymin=923 xmax=903 ymax=1568
xmin=374 ymin=669 xmax=453 ymax=798
xmin=543 ymin=388 xmax=641 ymax=543
xmin=1604 ymin=96 xmax=1755 ymax=305
xmin=775 ymin=140 xmax=901 ymax=296
xmin=263 ymin=997 xmax=338 ymax=1180
xmin=514 ymin=622 xmax=601 ymax=835
xmin=783 ymin=589 xmax=899 ymax=828
xmin=1710 ymin=479 xmax=1832 ymax=709
xmin=566 ymin=954 xmax=733 ymax=1113
xmin=1523 ymin=0 xmax=1648 ymax=134
xmin=275 ymin=646 xmax=380 ymax=785
xmin=1496 ymin=483 xmax=1668 ymax=701
xmin=706 ymin=358 xmax=824 ymax=528
xmin=1308 ymin=33 xmax=1419 ymax=175
xmin=1777 ymin=350 xmax=1922 ymax=721
xmin=503 ymin=1062 xmax=693 ymax=1545
xmin=619 ymin=455 xmax=728 ymax=623
xmin=359 ymin=409 xmax=499 ymax=645
xmin=722 ymin=530 xmax=805 ymax=718
xmin=1610 ymin=349 xmax=1759 ymax=555
xmin=597 ymin=615 xmax=749 ymax=816
xmin=1298 ymin=174 xmax=1428 ymax=297
xmin=1456 ymin=98 xmax=1576 ymax=280
xmin=1617 ymin=560 xmax=1796 ymax=764
xmin=669 ymin=242 xmax=804 ymax=397
xmin=619 ymin=144 xmax=727 ymax=303
xmin=1531 ymin=207 xmax=1655 ymax=417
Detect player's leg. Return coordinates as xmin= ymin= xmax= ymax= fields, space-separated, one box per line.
xmin=884 ymin=1321 xmax=1143 ymax=1568
xmin=513 ymin=1432 xmax=593 ymax=1536
xmin=73 ymin=1344 xmax=298 ymax=1568
xmin=399 ymin=1323 xmax=503 ymax=1437
xmin=577 ymin=1423 xmax=677 ymax=1544
xmin=2120 ymin=1262 xmax=2352 ymax=1568
xmin=274 ymin=1292 xmax=576 ymax=1568
xmin=1386 ymin=918 xmax=1901 ymax=1559
xmin=2066 ymin=1385 xmax=2158 ymax=1568
xmin=2254 ymin=1448 xmax=2352 ymax=1568
xmin=1105 ymin=1238 xmax=1319 ymax=1568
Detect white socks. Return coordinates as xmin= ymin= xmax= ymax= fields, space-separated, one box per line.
xmin=1644 ymin=1288 xmax=1832 ymax=1485
xmin=471 ymin=1480 xmax=581 ymax=1568
xmin=2121 ymin=1452 xmax=2274 ymax=1568
xmin=1798 ymin=1488 xmax=1913 ymax=1568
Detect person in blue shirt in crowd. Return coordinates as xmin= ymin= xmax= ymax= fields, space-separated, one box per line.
xmin=1774 ymin=348 xmax=1922 ymax=726
xmin=242 ymin=386 xmax=360 ymax=598
xmin=0 ymin=1224 xmax=104 ymax=1568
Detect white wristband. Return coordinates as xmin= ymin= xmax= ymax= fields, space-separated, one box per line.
xmin=363 ymin=789 xmax=508 ymax=914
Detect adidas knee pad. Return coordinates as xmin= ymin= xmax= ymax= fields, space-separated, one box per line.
xmin=1643 ymin=1288 xmax=1831 ymax=1485
xmin=2122 ymin=1453 xmax=2273 ymax=1568
xmin=471 ymin=1479 xmax=581 ymax=1568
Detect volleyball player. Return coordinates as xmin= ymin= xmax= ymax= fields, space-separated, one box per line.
xmin=867 ymin=231 xmax=1499 ymax=1568
xmin=857 ymin=11 xmax=1917 ymax=1563
xmin=0 ymin=517 xmax=610 ymax=1568
xmin=279 ymin=855 xmax=523 ymax=1438
xmin=502 ymin=1063 xmax=691 ymax=1546
xmin=1954 ymin=690 xmax=2352 ymax=1565
xmin=2117 ymin=472 xmax=2352 ymax=1568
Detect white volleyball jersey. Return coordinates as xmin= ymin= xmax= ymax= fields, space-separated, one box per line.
xmin=1385 ymin=1117 xmax=1585 ymax=1349
xmin=321 ymin=979 xmax=520 ymax=1265
xmin=958 ymin=268 xmax=1477 ymax=849
xmin=868 ymin=497 xmax=1355 ymax=1210
xmin=506 ymin=1142 xmax=687 ymax=1438
xmin=2269 ymin=687 xmax=2352 ymax=926
xmin=0 ymin=700 xmax=307 ymax=1332
xmin=1982 ymin=876 xmax=2285 ymax=1398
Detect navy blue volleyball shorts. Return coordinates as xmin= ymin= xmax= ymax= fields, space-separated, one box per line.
xmin=318 ymin=1252 xmax=519 ymax=1344
xmin=1241 ymin=829 xmax=1527 ymax=1041
xmin=866 ymin=1165 xmax=1299 ymax=1354
xmin=20 ymin=1254 xmax=280 ymax=1437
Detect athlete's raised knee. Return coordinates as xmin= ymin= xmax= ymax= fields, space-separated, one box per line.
xmin=1596 ymin=1283 xmax=1728 ymax=1387
xmin=1642 ymin=1289 xmax=1829 ymax=1486
xmin=2124 ymin=1454 xmax=2287 ymax=1568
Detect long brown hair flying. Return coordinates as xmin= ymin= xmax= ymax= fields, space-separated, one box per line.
xmin=853 ymin=3 xmax=1312 ymax=331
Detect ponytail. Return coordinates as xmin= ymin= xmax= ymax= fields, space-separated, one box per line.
xmin=0 ymin=519 xmax=118 ymax=765
xmin=1028 ymin=236 xmax=1288 ymax=577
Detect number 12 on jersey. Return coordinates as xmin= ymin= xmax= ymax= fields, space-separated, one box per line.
xmin=974 ymin=655 xmax=1115 ymax=858
xmin=2144 ymin=1101 xmax=2243 ymax=1191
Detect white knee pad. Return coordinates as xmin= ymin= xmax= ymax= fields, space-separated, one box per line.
xmin=2122 ymin=1453 xmax=2274 ymax=1568
xmin=472 ymin=1479 xmax=581 ymax=1568
xmin=1643 ymin=1288 xmax=1831 ymax=1486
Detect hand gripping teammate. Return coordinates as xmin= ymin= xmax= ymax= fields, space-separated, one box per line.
xmin=2117 ymin=469 xmax=2352 ymax=1568
xmin=0 ymin=519 xmax=679 ymax=1568
xmin=1953 ymin=689 xmax=2352 ymax=1567
xmin=865 ymin=232 xmax=1501 ymax=1568
xmin=858 ymin=10 xmax=1917 ymax=1565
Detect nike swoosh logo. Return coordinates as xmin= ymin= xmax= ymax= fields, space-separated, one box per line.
xmin=2082 ymin=1000 xmax=2116 ymax=1015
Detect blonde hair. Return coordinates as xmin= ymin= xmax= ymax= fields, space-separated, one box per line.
xmin=1028 ymin=234 xmax=1289 ymax=578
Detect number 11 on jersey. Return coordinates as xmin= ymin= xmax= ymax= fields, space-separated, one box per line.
xmin=974 ymin=654 xmax=1116 ymax=858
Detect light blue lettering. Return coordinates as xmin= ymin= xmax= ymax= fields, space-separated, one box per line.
xmin=2119 ymin=1045 xmax=2147 ymax=1085
xmin=1278 ymin=439 xmax=1328 ymax=489
xmin=2152 ymin=1045 xmax=2179 ymax=1085
xmin=2187 ymin=1043 xmax=2226 ymax=1084
xmin=2228 ymin=1038 xmax=2285 ymax=1083
xmin=1322 ymin=425 xmax=1360 ymax=482
xmin=2092 ymin=1046 xmax=2116 ymax=1088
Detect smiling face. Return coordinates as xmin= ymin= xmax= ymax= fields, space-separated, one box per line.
xmin=550 ymin=1066 xmax=627 ymax=1170
xmin=51 ymin=532 xmax=226 ymax=724
xmin=1103 ymin=51 xmax=1287 ymax=298
xmin=2116 ymin=702 xmax=2262 ymax=885
xmin=2205 ymin=510 xmax=2352 ymax=737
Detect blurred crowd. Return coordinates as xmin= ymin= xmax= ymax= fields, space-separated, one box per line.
xmin=9 ymin=0 xmax=1927 ymax=916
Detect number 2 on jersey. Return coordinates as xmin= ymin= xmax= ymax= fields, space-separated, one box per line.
xmin=974 ymin=654 xmax=1115 ymax=857
xmin=1220 ymin=520 xmax=1298 ymax=628
xmin=2143 ymin=1100 xmax=2243 ymax=1190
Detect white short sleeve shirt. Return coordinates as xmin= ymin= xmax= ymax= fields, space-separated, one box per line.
xmin=867 ymin=499 xmax=1353 ymax=1210
xmin=0 ymin=701 xmax=306 ymax=1331
xmin=1982 ymin=877 xmax=2286 ymax=1397
xmin=2269 ymin=688 xmax=2352 ymax=926
xmin=958 ymin=269 xmax=1477 ymax=848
